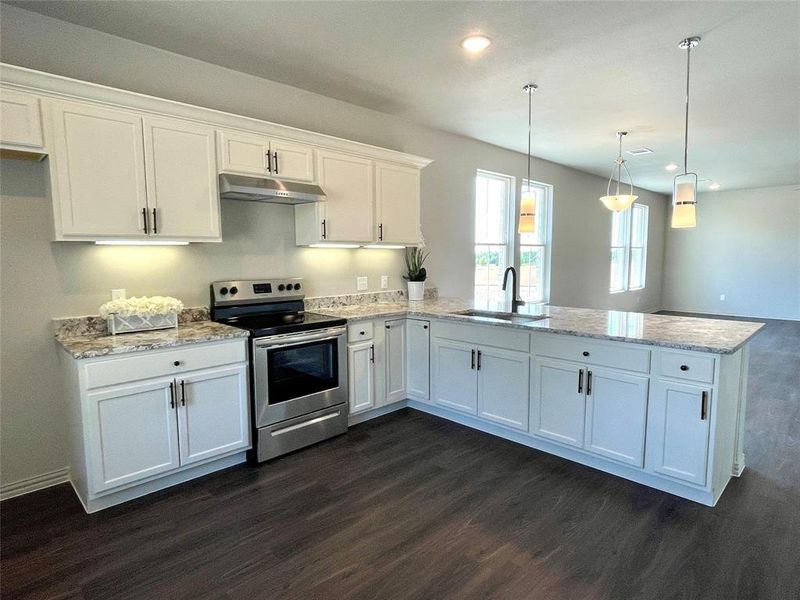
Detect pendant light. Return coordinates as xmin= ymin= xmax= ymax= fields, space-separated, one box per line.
xmin=672 ymin=36 xmax=701 ymax=228
xmin=599 ymin=131 xmax=638 ymax=212
xmin=518 ymin=83 xmax=538 ymax=234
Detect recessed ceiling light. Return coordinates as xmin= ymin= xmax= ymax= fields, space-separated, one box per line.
xmin=709 ymin=183 xmax=721 ymax=190
xmin=460 ymin=34 xmax=492 ymax=53
xmin=626 ymin=148 xmax=653 ymax=156
xmin=665 ymin=163 xmax=679 ymax=171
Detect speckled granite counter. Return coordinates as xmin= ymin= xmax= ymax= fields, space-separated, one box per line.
xmin=315 ymin=299 xmax=764 ymax=354
xmin=56 ymin=320 xmax=249 ymax=359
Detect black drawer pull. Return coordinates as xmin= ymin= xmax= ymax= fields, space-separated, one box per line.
xmin=582 ymin=351 xmax=590 ymax=357
xmin=680 ymin=364 xmax=689 ymax=371
xmin=173 ymin=360 xmax=181 ymax=367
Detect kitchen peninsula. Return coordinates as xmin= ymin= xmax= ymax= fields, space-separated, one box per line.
xmin=314 ymin=296 xmax=763 ymax=506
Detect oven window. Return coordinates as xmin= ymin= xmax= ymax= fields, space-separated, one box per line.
xmin=267 ymin=338 xmax=338 ymax=404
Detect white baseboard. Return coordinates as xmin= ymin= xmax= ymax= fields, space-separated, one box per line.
xmin=348 ymin=400 xmax=408 ymax=425
xmin=0 ymin=467 xmax=70 ymax=501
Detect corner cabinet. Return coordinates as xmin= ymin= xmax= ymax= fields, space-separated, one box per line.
xmin=61 ymin=339 xmax=250 ymax=512
xmin=46 ymin=99 xmax=221 ymax=242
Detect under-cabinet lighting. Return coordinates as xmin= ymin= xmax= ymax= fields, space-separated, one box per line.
xmin=308 ymin=243 xmax=360 ymax=249
xmin=95 ymin=240 xmax=189 ymax=246
xmin=361 ymin=245 xmax=406 ymax=249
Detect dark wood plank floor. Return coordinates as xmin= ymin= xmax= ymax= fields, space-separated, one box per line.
xmin=2 ymin=316 xmax=799 ymax=599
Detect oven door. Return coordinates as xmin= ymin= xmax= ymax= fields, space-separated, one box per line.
xmin=252 ymin=327 xmax=347 ymax=427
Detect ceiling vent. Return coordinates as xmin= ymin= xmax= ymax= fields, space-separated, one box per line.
xmin=626 ymin=147 xmax=654 ymax=156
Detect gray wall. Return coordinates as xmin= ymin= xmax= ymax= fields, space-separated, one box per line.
xmin=0 ymin=5 xmax=668 ymax=489
xmin=662 ymin=185 xmax=800 ymax=320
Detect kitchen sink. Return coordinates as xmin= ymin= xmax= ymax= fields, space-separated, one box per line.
xmin=453 ymin=309 xmax=548 ymax=323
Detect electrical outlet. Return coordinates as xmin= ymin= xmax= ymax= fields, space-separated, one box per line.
xmin=381 ymin=275 xmax=389 ymax=289
xmin=720 ymin=294 xmax=726 ymax=301
xmin=111 ymin=289 xmax=126 ymax=300
xmin=357 ymin=276 xmax=368 ymax=291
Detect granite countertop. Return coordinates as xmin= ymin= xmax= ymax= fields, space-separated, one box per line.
xmin=56 ymin=320 xmax=249 ymax=359
xmin=315 ymin=299 xmax=764 ymax=354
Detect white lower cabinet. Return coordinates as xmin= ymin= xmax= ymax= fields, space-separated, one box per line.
xmin=176 ymin=365 xmax=249 ymax=466
xmin=531 ymin=357 xmax=586 ymax=447
xmin=477 ymin=347 xmax=529 ymax=431
xmin=348 ymin=340 xmax=375 ymax=414
xmin=647 ymin=379 xmax=712 ymax=485
xmin=406 ymin=319 xmax=430 ymax=402
xmin=384 ymin=319 xmax=407 ymax=404
xmin=431 ymin=338 xmax=478 ymax=414
xmin=64 ymin=339 xmax=250 ymax=512
xmin=87 ymin=377 xmax=180 ymax=493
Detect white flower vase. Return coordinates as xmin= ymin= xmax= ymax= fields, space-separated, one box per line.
xmin=407 ymin=281 xmax=425 ymax=302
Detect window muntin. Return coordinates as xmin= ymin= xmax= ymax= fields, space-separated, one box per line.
xmin=474 ymin=171 xmax=514 ymax=309
xmin=610 ymin=203 xmax=648 ymax=293
xmin=519 ymin=180 xmax=552 ymax=303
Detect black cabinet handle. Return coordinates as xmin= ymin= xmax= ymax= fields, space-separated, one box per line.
xmin=701 ymin=391 xmax=708 ymax=420
xmin=273 ymin=151 xmax=279 ymax=174
xmin=359 ymin=331 xmax=365 ymax=336
xmin=680 ymin=365 xmax=689 ymax=371
xmin=321 ymin=219 xmax=327 ymax=239
xmin=477 ymin=350 xmax=482 ymax=371
xmin=471 ymin=349 xmax=475 ymax=370
xmin=370 ymin=344 xmax=375 ymax=363
xmin=266 ymin=151 xmax=272 ymax=173
xmin=578 ymin=369 xmax=584 ymax=394
xmin=586 ymin=370 xmax=593 ymax=395
xmin=386 ymin=325 xmax=391 ymax=329
xmin=142 ymin=208 xmax=149 ymax=234
xmin=423 ymin=325 xmax=428 ymax=330
xmin=169 ymin=381 xmax=175 ymax=409
xmin=152 ymin=208 xmax=158 ymax=234
xmin=379 ymin=223 xmax=384 ymax=241
xmin=582 ymin=351 xmax=590 ymax=357
xmin=180 ymin=380 xmax=186 ymax=406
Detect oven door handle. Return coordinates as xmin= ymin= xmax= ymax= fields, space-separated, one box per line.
xmin=254 ymin=328 xmax=345 ymax=350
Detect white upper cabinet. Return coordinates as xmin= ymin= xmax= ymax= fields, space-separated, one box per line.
xmin=218 ymin=129 xmax=315 ymax=182
xmin=295 ymin=150 xmax=374 ymax=244
xmin=375 ymin=161 xmax=421 ymax=245
xmin=0 ymin=89 xmax=44 ymax=150
xmin=144 ymin=117 xmax=220 ymax=240
xmin=48 ymin=100 xmax=149 ymax=239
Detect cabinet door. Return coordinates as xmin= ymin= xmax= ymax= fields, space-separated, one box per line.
xmin=270 ymin=138 xmax=315 ymax=182
xmin=176 ymin=365 xmax=250 ymax=466
xmin=406 ymin=319 xmax=430 ymax=402
xmin=0 ymin=89 xmax=43 ymax=149
xmin=647 ymin=380 xmax=711 ymax=486
xmin=144 ymin=117 xmax=220 ymax=240
xmin=477 ymin=347 xmax=530 ymax=431
xmin=531 ymin=357 xmax=585 ymax=447
xmin=348 ymin=341 xmax=375 ymax=414
xmin=86 ymin=378 xmax=179 ymax=493
xmin=217 ymin=129 xmax=270 ymax=175
xmin=584 ymin=368 xmax=649 ymax=466
xmin=431 ymin=338 xmax=478 ymax=414
xmin=316 ymin=150 xmax=374 ymax=243
xmin=49 ymin=100 xmax=148 ymax=237
xmin=375 ymin=161 xmax=420 ymax=245
xmin=384 ymin=319 xmax=407 ymax=404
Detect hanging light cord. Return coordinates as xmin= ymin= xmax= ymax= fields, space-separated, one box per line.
xmin=526 ymin=86 xmax=533 ymax=186
xmin=683 ymin=41 xmax=691 ymax=175
xmin=616 ymin=133 xmax=623 ymax=195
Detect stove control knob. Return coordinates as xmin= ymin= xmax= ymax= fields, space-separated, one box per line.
xmin=229 ymin=286 xmax=238 ymax=295
xmin=278 ymin=284 xmax=285 ymax=291
xmin=294 ymin=283 xmax=301 ymax=290
xmin=219 ymin=287 xmax=229 ymax=295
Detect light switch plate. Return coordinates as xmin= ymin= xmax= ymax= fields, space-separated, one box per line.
xmin=381 ymin=275 xmax=389 ymax=289
xmin=111 ymin=289 xmax=126 ymax=300
xmin=357 ymin=277 xmax=368 ymax=291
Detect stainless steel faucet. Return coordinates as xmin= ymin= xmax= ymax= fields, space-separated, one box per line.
xmin=501 ymin=266 xmax=526 ymax=312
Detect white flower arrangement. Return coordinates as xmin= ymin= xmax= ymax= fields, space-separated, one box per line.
xmin=99 ymin=296 xmax=184 ymax=319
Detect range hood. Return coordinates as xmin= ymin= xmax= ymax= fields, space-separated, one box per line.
xmin=219 ymin=174 xmax=326 ymax=204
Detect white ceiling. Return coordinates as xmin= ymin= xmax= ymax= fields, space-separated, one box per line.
xmin=6 ymin=1 xmax=800 ymax=193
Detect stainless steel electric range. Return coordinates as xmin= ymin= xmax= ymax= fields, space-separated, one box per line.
xmin=210 ymin=278 xmax=348 ymax=462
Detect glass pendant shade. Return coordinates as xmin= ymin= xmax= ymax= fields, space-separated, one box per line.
xmin=600 ymin=194 xmax=638 ymax=212
xmin=671 ymin=173 xmax=697 ymax=228
xmin=600 ymin=132 xmax=638 ymax=212
xmin=519 ymin=192 xmax=536 ymax=233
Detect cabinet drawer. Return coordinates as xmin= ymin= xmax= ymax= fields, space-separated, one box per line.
xmin=347 ymin=321 xmax=374 ymax=342
xmin=84 ymin=340 xmax=246 ymax=389
xmin=534 ymin=334 xmax=650 ymax=373
xmin=657 ymin=351 xmax=715 ymax=384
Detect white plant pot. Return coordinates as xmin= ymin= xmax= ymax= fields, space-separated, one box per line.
xmin=407 ymin=281 xmax=425 ymax=302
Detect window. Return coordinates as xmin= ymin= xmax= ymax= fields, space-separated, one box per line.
xmin=474 ymin=170 xmax=514 ymax=309
xmin=519 ymin=180 xmax=552 ymax=303
xmin=610 ymin=203 xmax=649 ymax=293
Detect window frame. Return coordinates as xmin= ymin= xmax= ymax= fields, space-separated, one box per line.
xmin=610 ymin=203 xmax=649 ymax=294
xmin=518 ymin=179 xmax=553 ymax=304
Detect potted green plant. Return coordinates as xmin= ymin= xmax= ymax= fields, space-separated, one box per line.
xmin=404 ymin=246 xmax=430 ymax=301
